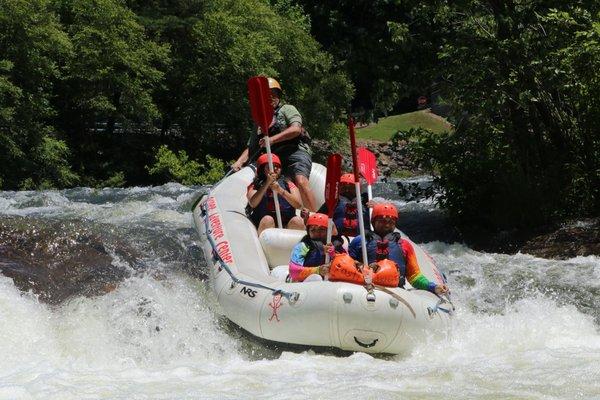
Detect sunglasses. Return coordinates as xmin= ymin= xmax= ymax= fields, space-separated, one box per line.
xmin=373 ymin=216 xmax=396 ymax=223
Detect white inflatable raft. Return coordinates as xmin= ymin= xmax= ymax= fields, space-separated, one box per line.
xmin=192 ymin=164 xmax=453 ymax=354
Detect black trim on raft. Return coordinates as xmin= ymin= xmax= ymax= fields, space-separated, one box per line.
xmin=190 ymin=193 xmax=205 ymax=212
xmin=354 ymin=337 xmax=379 ymax=348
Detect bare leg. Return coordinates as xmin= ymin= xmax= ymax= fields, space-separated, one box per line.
xmin=257 ymin=215 xmax=275 ymax=236
xmin=295 ymin=174 xmax=316 ymax=211
xmin=286 ymin=216 xmax=305 ymax=231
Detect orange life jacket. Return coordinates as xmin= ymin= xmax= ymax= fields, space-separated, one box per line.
xmin=329 ymin=254 xmax=364 ymax=285
xmin=329 ymin=254 xmax=399 ymax=287
xmin=372 ymin=259 xmax=400 ymax=287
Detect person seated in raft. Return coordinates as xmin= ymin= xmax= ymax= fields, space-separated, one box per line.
xmin=233 ymin=77 xmax=317 ymax=211
xmin=247 ymin=153 xmax=305 ymax=236
xmin=317 ymin=173 xmax=370 ymax=238
xmin=348 ymin=203 xmax=449 ymax=295
xmin=289 ymin=213 xmax=345 ymax=282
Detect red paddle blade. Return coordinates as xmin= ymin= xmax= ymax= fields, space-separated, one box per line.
xmin=348 ymin=118 xmax=360 ymax=182
xmin=358 ymin=147 xmax=378 ymax=185
xmin=247 ymin=76 xmax=273 ymax=135
xmin=325 ymin=153 xmax=342 ymax=217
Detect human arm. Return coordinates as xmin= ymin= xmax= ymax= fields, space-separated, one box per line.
xmin=289 ymin=242 xmax=323 ymax=282
xmin=331 ymin=236 xmax=347 ymax=254
xmin=272 ymin=179 xmax=303 ymax=209
xmin=401 ymin=239 xmax=447 ymax=293
xmin=232 ymin=148 xmax=249 ymax=171
xmin=247 ymin=174 xmax=276 ymax=208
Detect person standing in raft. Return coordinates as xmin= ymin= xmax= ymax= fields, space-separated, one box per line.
xmin=247 ymin=153 xmax=305 ymax=236
xmin=233 ymin=77 xmax=317 ymax=211
xmin=289 ymin=213 xmax=345 ymax=282
xmin=348 ymin=203 xmax=449 ymax=294
xmin=317 ymin=173 xmax=370 ymax=238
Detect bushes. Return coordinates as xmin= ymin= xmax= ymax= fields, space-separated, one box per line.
xmin=147 ymin=145 xmax=226 ymax=186
xmin=399 ymin=2 xmax=600 ymax=230
xmin=0 ymin=0 xmax=352 ymax=189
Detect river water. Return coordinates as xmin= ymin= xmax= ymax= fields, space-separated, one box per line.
xmin=0 ymin=182 xmax=598 ymax=400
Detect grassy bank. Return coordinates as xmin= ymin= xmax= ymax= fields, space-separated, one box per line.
xmin=356 ymin=110 xmax=452 ymax=141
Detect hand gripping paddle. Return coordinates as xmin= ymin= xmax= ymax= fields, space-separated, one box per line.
xmin=247 ymin=76 xmax=282 ymax=229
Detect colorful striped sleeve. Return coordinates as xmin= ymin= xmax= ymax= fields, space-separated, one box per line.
xmin=401 ymin=239 xmax=436 ymax=292
xmin=289 ymin=242 xmax=320 ymax=282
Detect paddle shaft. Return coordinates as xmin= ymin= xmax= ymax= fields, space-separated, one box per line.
xmin=215 ymin=149 xmax=263 ymax=190
xmin=247 ymin=77 xmax=282 ymax=229
xmin=325 ymin=219 xmax=333 ymax=263
xmin=367 ymin=184 xmax=373 ymax=230
xmin=355 ymin=182 xmax=369 ymax=269
xmin=348 ymin=118 xmax=370 ymax=270
xmin=264 ymin=136 xmax=283 ymax=229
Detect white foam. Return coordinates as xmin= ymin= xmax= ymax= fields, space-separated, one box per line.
xmin=1 ymin=187 xmax=599 ymax=399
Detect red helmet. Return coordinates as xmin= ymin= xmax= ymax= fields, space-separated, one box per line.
xmin=256 ymin=153 xmax=281 ymax=169
xmin=371 ymin=203 xmax=398 ymax=221
xmin=340 ymin=173 xmax=355 ymax=185
xmin=307 ymin=213 xmax=329 ymax=229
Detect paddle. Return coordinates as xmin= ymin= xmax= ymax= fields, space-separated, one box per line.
xmin=324 ymin=153 xmax=342 ymax=263
xmin=247 ymin=76 xmax=282 ymax=229
xmin=358 ymin=147 xmax=378 ymax=229
xmin=348 ymin=118 xmax=370 ymax=285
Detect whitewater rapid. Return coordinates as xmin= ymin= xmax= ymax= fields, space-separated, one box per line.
xmin=0 ymin=183 xmax=599 ymax=399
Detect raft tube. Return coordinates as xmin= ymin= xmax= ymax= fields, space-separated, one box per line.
xmin=192 ymin=164 xmax=452 ymax=354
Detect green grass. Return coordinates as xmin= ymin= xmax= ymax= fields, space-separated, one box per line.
xmin=356 ymin=110 xmax=452 ymax=141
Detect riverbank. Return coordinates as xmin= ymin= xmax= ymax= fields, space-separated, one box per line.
xmin=313 ymin=137 xmax=600 ymax=260
xmin=312 ymin=136 xmax=422 ymax=179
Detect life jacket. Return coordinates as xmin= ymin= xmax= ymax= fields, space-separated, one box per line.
xmin=365 ymin=231 xmax=406 ymax=279
xmin=333 ymin=196 xmax=367 ymax=237
xmin=372 ymin=259 xmax=400 ymax=287
xmin=251 ymin=177 xmax=296 ymax=225
xmin=342 ymin=202 xmax=358 ymax=236
xmin=300 ymin=235 xmax=326 ymax=266
xmin=329 ymin=254 xmax=364 ymax=285
xmin=263 ymin=104 xmax=310 ymax=158
xmin=329 ymin=254 xmax=400 ymax=287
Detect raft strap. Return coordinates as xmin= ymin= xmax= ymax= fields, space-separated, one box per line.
xmin=200 ymin=202 xmax=300 ymax=303
xmin=427 ymin=294 xmax=455 ymax=316
xmin=374 ymin=285 xmax=416 ymax=318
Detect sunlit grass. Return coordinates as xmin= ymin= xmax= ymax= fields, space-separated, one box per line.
xmin=356 ymin=110 xmax=452 ymax=141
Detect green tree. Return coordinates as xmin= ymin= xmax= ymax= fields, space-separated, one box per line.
xmin=129 ymin=0 xmax=353 ymax=160
xmin=404 ymin=1 xmax=600 ymax=229
xmin=52 ymin=0 xmax=169 ymax=185
xmin=295 ymin=0 xmax=437 ymax=119
xmin=0 ymin=0 xmax=78 ymax=189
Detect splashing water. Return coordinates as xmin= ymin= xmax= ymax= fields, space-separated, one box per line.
xmin=0 ymin=182 xmax=598 ymax=399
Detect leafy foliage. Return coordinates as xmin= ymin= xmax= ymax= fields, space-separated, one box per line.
xmin=401 ymin=1 xmax=600 ymax=229
xmin=295 ymin=0 xmax=437 ymax=118
xmin=0 ymin=0 xmax=352 ymax=189
xmin=0 ymin=0 xmax=78 ymax=189
xmin=147 ymin=145 xmax=226 ymax=185
xmin=128 ymin=0 xmax=353 ymax=156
